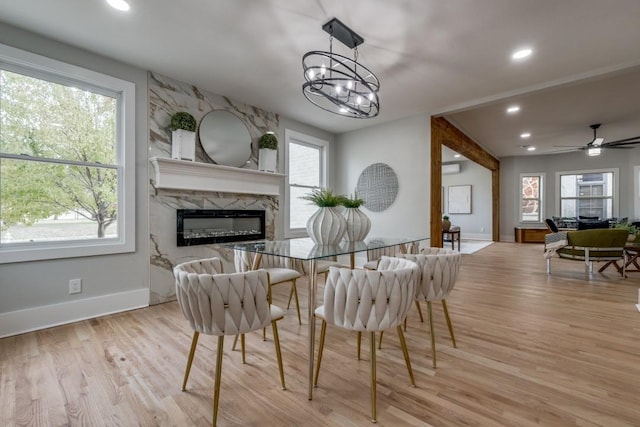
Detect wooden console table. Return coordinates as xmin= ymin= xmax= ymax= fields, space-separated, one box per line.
xmin=514 ymin=227 xmax=548 ymax=243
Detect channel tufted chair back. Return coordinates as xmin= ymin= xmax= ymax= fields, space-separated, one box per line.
xmin=314 ymin=256 xmax=420 ymax=423
xmin=175 ymin=264 xmax=272 ymax=336
xmin=396 ymin=248 xmax=462 ymax=368
xmin=234 ymin=249 xmax=303 ymax=325
xmin=173 ymin=257 xmax=286 ymax=426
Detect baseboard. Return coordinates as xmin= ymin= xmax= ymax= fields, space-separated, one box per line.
xmin=0 ymin=288 xmax=149 ymax=338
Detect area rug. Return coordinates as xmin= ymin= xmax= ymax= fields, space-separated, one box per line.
xmin=459 ymin=240 xmax=494 ymax=254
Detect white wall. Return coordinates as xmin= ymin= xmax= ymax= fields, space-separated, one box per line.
xmin=334 ymin=114 xmax=430 ymax=240
xmin=442 ymin=160 xmax=492 ymax=239
xmin=0 ymin=23 xmax=150 ymax=336
xmin=500 ymin=148 xmax=640 ymax=241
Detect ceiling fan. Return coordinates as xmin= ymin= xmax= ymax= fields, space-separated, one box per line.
xmin=555 ymin=124 xmax=640 ymax=156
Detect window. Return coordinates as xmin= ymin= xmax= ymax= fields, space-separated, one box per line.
xmin=558 ymin=170 xmax=616 ymax=219
xmin=519 ymin=173 xmax=544 ymax=222
xmin=0 ymin=43 xmax=135 ymax=263
xmin=285 ymin=129 xmax=329 ymax=237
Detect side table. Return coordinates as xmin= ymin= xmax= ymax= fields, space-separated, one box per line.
xmin=443 ymin=229 xmax=461 ymax=251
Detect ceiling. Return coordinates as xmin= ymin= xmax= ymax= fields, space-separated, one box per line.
xmin=1 ymin=0 xmax=640 ymax=157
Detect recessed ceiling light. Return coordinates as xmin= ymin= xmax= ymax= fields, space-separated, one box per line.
xmin=507 ymin=105 xmax=520 ymax=114
xmin=512 ymin=48 xmax=533 ymax=60
xmin=453 ymin=154 xmax=461 ymax=158
xmin=520 ymin=132 xmax=531 ymax=139
xmin=527 ymin=146 xmax=536 ymax=151
xmin=106 ymin=0 xmax=130 ymax=11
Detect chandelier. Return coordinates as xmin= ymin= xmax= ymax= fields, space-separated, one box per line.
xmin=302 ymin=18 xmax=380 ymax=119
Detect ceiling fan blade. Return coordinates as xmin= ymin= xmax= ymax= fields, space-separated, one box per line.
xmin=603 ymin=145 xmax=634 ymax=149
xmin=604 ymin=140 xmax=640 ymax=147
xmin=553 ymin=145 xmax=585 ymax=148
xmin=607 ymin=136 xmax=640 ymax=144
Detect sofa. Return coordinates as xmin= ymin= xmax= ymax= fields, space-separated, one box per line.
xmin=544 ymin=228 xmax=629 ymax=275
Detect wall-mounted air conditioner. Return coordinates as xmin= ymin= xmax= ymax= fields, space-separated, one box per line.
xmin=442 ymin=163 xmax=461 ymax=174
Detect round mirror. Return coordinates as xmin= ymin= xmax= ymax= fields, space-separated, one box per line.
xmin=199 ymin=110 xmax=252 ymax=167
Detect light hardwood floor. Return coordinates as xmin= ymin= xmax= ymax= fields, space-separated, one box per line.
xmin=2 ymin=242 xmax=640 ymax=426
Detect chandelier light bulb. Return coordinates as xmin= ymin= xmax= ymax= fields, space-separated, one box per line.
xmin=335 ymin=85 xmax=342 ymax=94
xmin=307 ymin=69 xmax=315 ymax=79
xmin=339 ymin=107 xmax=348 ymax=113
xmin=320 ymin=63 xmax=327 ymax=75
xmin=356 ymin=95 xmax=362 ymax=105
xmin=347 ymin=81 xmax=353 ymax=90
xmin=368 ymin=93 xmax=374 ymax=101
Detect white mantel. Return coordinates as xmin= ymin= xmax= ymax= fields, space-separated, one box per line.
xmin=150 ymin=157 xmax=285 ymax=196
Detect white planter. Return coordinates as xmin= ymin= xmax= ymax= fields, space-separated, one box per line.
xmin=258 ymin=148 xmax=277 ymax=173
xmin=343 ymin=207 xmax=371 ymax=241
xmin=306 ymin=207 xmax=347 ymax=245
xmin=171 ymin=129 xmax=196 ymax=161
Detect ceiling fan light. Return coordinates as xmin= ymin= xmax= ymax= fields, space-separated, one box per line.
xmin=587 ymin=147 xmax=602 ymax=156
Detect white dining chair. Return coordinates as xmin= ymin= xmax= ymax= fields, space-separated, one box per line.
xmin=399 ymin=248 xmax=462 ymax=368
xmin=313 ymin=256 xmax=420 ymax=423
xmin=173 ymin=257 xmax=286 ymax=426
xmin=234 ymin=249 xmax=303 ymax=325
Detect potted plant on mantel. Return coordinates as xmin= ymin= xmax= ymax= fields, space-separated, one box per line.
xmin=302 ymin=188 xmax=347 ymax=245
xmin=170 ymin=111 xmax=197 ymax=161
xmin=258 ymin=131 xmax=278 ymax=173
xmin=340 ymin=195 xmax=371 ymax=242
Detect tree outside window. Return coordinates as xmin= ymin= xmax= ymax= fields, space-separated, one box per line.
xmin=520 ymin=174 xmax=543 ymax=222
xmin=1 ymin=69 xmax=118 ymax=244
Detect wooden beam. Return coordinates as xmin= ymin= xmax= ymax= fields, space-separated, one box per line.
xmin=431 ymin=116 xmax=500 ymax=244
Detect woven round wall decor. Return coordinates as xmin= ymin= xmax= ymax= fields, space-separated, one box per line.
xmin=355 ymin=163 xmax=398 ymax=212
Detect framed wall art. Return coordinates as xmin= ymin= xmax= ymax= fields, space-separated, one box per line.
xmin=448 ymin=184 xmax=471 ymax=214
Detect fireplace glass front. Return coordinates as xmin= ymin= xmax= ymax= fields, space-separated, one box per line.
xmin=177 ymin=209 xmax=265 ymax=246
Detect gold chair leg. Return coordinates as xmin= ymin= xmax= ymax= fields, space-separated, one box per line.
xmin=213 ymin=336 xmax=224 ymax=427
xmin=314 ymin=320 xmax=327 ymax=386
xmin=378 ymin=331 xmax=384 ymax=349
xmin=291 ymin=280 xmax=302 ymax=325
xmin=369 ymin=331 xmax=377 ymax=423
xmin=241 ymin=334 xmax=246 ymax=364
xmin=232 ymin=335 xmax=238 ymax=351
xmin=442 ymin=300 xmax=456 ymax=348
xmin=182 ymin=331 xmax=199 ymax=391
xmin=271 ymin=321 xmax=286 ymax=390
xmin=397 ymin=326 xmax=416 ymax=386
xmin=357 ymin=331 xmax=362 ymax=360
xmin=287 ymin=284 xmax=294 ymax=309
xmin=427 ymin=301 xmax=437 ymax=368
xmin=415 ymin=300 xmax=424 ymax=322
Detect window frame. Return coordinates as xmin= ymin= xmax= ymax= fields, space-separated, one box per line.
xmin=284 ymin=129 xmax=329 ymax=238
xmin=555 ymin=168 xmax=619 ymax=220
xmin=519 ymin=173 xmax=545 ymax=224
xmin=0 ymin=42 xmax=135 ymax=264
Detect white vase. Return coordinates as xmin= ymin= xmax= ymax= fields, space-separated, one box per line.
xmin=343 ymin=207 xmax=371 ymax=241
xmin=171 ymin=129 xmax=196 ymax=161
xmin=306 ymin=207 xmax=347 ymax=245
xmin=258 ymin=148 xmax=277 ymax=172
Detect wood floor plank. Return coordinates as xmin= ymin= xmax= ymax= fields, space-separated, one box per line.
xmin=2 ymin=242 xmax=640 ymax=426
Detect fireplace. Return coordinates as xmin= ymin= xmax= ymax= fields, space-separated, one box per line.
xmin=176 ymin=209 xmax=265 ymax=246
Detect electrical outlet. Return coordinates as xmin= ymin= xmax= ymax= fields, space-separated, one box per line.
xmin=69 ymin=278 xmax=82 ymax=294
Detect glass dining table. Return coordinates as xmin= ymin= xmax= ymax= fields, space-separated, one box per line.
xmin=228 ymin=235 xmax=429 ymax=400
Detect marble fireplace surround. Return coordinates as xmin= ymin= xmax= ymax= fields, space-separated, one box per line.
xmin=148 ymin=72 xmax=284 ymax=305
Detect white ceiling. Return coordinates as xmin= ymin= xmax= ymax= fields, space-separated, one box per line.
xmin=1 ymin=0 xmax=640 ymax=157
